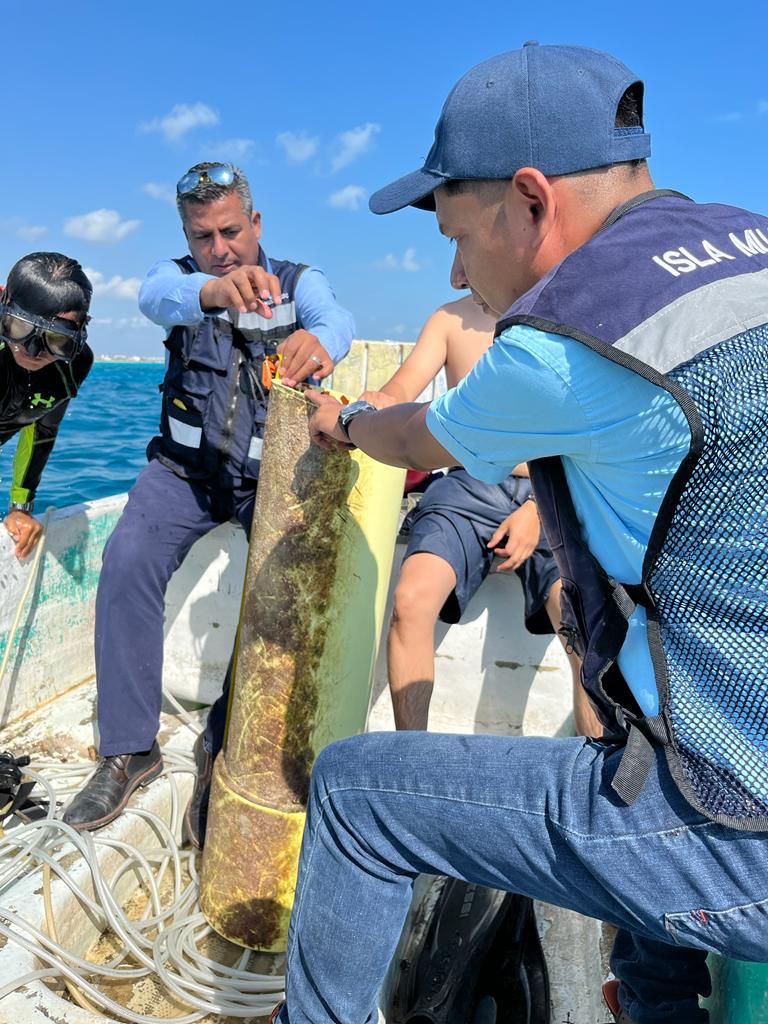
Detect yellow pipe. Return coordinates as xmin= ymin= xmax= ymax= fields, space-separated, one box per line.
xmin=200 ymin=385 xmax=404 ymax=950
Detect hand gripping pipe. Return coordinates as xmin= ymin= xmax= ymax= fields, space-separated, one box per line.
xmin=199 ymin=384 xmax=404 ymax=950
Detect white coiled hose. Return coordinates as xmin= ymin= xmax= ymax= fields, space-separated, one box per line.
xmin=0 ymin=748 xmax=285 ymax=1022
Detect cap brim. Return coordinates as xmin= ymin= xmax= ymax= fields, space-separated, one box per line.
xmin=368 ymin=168 xmax=446 ymax=214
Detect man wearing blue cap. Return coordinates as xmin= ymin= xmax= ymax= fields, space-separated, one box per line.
xmin=273 ymin=44 xmax=768 ymax=1024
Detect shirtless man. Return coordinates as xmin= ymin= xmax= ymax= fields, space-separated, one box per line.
xmin=362 ymin=295 xmax=601 ymax=735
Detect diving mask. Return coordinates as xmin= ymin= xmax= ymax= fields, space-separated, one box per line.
xmin=0 ymin=301 xmax=88 ymax=363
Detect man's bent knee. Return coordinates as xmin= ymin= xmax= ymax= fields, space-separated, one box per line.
xmin=310 ymin=735 xmax=372 ymax=803
xmin=100 ymin=519 xmax=173 ymax=592
xmin=391 ymin=554 xmax=457 ymax=627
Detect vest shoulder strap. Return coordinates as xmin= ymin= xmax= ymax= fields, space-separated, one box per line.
xmin=172 ymin=255 xmax=196 ymax=275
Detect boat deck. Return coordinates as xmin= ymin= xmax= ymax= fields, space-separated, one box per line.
xmin=0 ymin=518 xmax=609 ymax=1022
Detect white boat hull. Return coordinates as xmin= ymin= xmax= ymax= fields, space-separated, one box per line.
xmin=0 ymin=496 xmax=605 ymax=1022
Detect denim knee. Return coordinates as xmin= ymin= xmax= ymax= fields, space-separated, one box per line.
xmin=310 ymin=735 xmax=371 ymax=806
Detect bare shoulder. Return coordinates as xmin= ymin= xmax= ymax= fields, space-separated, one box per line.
xmin=436 ymin=296 xmax=497 ymax=386
xmin=440 ymin=295 xmax=496 ymax=336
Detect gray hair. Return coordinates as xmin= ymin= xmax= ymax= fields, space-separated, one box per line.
xmin=176 ymin=161 xmax=253 ymax=221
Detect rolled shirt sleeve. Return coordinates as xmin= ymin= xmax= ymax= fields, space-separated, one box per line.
xmin=138 ymin=259 xmax=355 ymax=365
xmin=138 ymin=259 xmax=214 ymax=329
xmin=294 ymin=267 xmax=355 ymax=365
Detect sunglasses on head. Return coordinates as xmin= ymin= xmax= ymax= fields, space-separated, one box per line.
xmin=0 ymin=301 xmax=88 ymax=363
xmin=176 ymin=163 xmax=236 ymax=196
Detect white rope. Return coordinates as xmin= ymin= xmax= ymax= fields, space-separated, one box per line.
xmin=0 ymin=753 xmax=285 ymax=1021
xmin=162 ymin=689 xmax=205 ymax=737
xmin=0 ymin=506 xmax=55 ymax=690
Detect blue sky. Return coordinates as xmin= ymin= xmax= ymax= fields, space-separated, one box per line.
xmin=2 ymin=0 xmax=766 ymax=356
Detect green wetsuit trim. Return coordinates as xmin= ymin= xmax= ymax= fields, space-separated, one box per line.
xmin=10 ymin=424 xmax=36 ymax=505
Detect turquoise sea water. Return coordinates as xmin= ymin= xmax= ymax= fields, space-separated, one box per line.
xmin=3 ymin=362 xmax=166 ymax=511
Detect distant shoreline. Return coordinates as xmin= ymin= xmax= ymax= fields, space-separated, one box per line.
xmin=96 ymin=355 xmax=164 ymax=364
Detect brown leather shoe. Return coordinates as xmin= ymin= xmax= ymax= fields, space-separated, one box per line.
xmin=603 ymin=979 xmax=634 ymax=1023
xmin=62 ymin=742 xmax=163 ymax=831
xmin=183 ymin=731 xmax=213 ymax=850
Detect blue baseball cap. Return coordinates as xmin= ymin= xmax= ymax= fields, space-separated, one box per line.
xmin=369 ymin=43 xmax=650 ymax=215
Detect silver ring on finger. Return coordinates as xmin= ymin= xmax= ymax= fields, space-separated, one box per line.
xmin=309 ymin=354 xmax=323 ymax=365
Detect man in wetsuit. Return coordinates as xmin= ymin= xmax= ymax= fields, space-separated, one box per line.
xmin=63 ymin=162 xmax=354 ymax=846
xmin=1 ymin=252 xmax=93 ymax=559
xmin=362 ymin=294 xmax=599 ymax=735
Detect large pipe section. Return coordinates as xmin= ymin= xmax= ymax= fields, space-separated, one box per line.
xmin=200 ymin=384 xmax=404 ymax=950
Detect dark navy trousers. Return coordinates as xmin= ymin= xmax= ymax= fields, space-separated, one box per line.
xmin=94 ymin=458 xmax=256 ymax=757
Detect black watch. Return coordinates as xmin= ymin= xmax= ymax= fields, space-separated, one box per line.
xmin=337 ymin=400 xmax=377 ymax=443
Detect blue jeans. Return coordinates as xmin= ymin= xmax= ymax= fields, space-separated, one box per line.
xmin=279 ymin=731 xmax=768 ymax=1024
xmin=95 ymin=458 xmax=255 ymax=756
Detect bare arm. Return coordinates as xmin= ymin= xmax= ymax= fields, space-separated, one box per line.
xmin=307 ymin=392 xmax=456 ymax=471
xmin=361 ymin=308 xmax=451 ymax=406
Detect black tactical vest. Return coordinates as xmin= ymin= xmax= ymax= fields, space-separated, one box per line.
xmin=148 ymin=250 xmax=306 ymax=487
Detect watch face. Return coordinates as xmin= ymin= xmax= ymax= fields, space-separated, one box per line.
xmin=338 ymin=400 xmax=375 ymax=440
xmin=340 ymin=400 xmax=372 ymax=423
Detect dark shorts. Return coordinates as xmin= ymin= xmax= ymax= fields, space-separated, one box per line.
xmin=402 ymin=468 xmax=559 ymax=632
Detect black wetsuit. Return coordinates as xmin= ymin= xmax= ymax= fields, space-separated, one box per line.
xmin=0 ymin=341 xmax=93 ymax=506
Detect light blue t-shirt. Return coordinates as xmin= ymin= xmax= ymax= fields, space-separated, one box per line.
xmin=426 ymin=324 xmax=693 ymax=715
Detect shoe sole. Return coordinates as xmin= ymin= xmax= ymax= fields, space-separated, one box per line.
xmin=67 ymin=758 xmax=164 ymax=833
xmin=602 ymin=979 xmax=628 ymax=1023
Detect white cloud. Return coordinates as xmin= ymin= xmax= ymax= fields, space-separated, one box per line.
xmin=0 ymin=217 xmax=48 ymax=241
xmin=17 ymin=223 xmax=48 ymax=241
xmin=85 ymin=268 xmax=142 ymax=300
xmin=331 ymin=123 xmax=380 ymax=172
xmin=328 ymin=185 xmax=367 ymax=211
xmin=204 ymin=137 xmax=256 ymax=162
xmin=401 ymin=249 xmax=423 ymax=272
xmin=64 ymin=209 xmax=141 ymax=244
xmin=141 ymin=102 xmax=219 ymax=142
xmin=277 ymin=130 xmax=320 ymax=164
xmin=715 ymin=100 xmax=768 ymax=122
xmin=143 ymin=182 xmax=176 ymax=204
xmin=92 ymin=315 xmax=153 ymax=330
xmin=376 ymin=247 xmax=423 ymax=273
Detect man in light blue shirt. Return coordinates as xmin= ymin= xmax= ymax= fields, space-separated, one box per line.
xmin=427 ymin=323 xmax=691 ymax=717
xmin=271 ymin=44 xmax=768 ymax=1024
xmin=139 ymin=255 xmax=352 ymax=380
xmin=64 ymin=162 xmax=355 ymax=847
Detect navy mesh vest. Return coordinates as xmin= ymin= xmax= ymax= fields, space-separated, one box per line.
xmin=148 ymin=250 xmax=306 ymax=486
xmin=500 ymin=190 xmax=768 ymax=830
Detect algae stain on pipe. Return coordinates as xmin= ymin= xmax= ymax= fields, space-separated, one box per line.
xmin=200 ymin=384 xmax=404 ymax=950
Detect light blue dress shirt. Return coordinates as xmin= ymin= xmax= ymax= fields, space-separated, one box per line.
xmin=426 ymin=324 xmax=693 ymax=716
xmin=138 ymin=255 xmax=354 ymax=365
